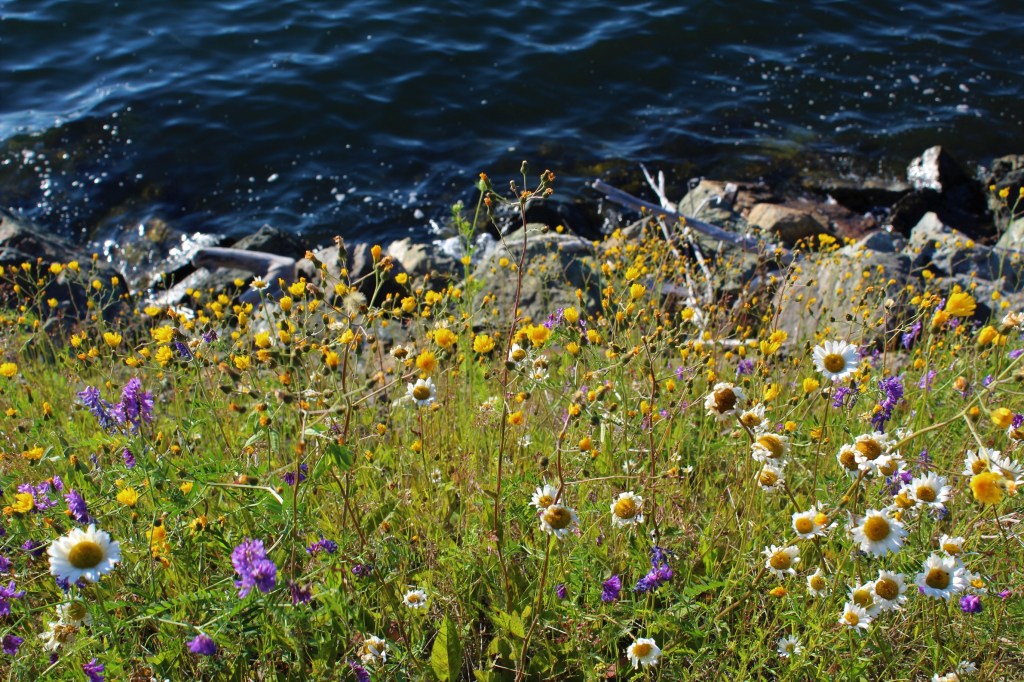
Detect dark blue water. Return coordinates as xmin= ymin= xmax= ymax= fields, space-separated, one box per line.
xmin=2 ymin=0 xmax=1023 ymax=248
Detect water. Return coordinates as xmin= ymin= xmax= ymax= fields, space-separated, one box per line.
xmin=2 ymin=0 xmax=1023 ymax=251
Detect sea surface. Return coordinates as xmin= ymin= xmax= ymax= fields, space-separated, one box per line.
xmin=2 ymin=0 xmax=1023 ymax=252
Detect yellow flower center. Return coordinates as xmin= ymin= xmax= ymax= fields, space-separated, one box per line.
xmin=855 ymin=439 xmax=882 ymax=460
xmin=757 ymin=434 xmax=785 ymax=459
xmin=971 ymin=459 xmax=989 ymax=474
xmin=915 ymin=485 xmax=937 ymax=502
xmin=839 ymin=449 xmax=858 ymax=470
xmin=942 ymin=542 xmax=961 ymax=555
xmin=769 ymin=551 xmax=792 ymax=571
xmin=925 ymin=568 xmax=950 ymax=590
xmin=412 ymin=385 xmax=431 ymax=401
xmin=894 ymin=492 xmax=914 ymax=509
xmin=843 ymin=611 xmax=859 ymax=626
xmin=794 ymin=517 xmax=814 ymax=534
xmin=632 ymin=643 xmax=652 ymax=658
xmin=713 ymin=387 xmax=737 ymax=412
xmin=407 ymin=594 xmax=422 ymax=604
xmin=822 ymin=353 xmax=846 ymax=373
xmin=809 ymin=575 xmax=826 ymax=591
xmin=511 ymin=348 xmax=527 ymax=362
xmin=613 ymin=497 xmax=639 ymax=519
xmin=68 ymin=540 xmax=104 ymax=569
xmin=862 ymin=516 xmax=891 ymax=542
xmin=814 ymin=512 xmax=828 ymax=526
xmin=874 ymin=578 xmax=899 ymax=601
xmin=759 ymin=470 xmax=779 ymax=487
xmin=536 ymin=494 xmax=554 ymax=508
xmin=878 ymin=459 xmax=898 ymax=476
xmin=542 ymin=506 xmax=572 ymax=530
xmin=852 ymin=587 xmax=873 ymax=608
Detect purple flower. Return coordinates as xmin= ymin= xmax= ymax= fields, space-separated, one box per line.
xmin=123 ymin=447 xmax=137 ymax=469
xmin=203 ymin=330 xmax=219 ymax=343
xmin=0 ymin=581 xmax=25 ymax=616
xmin=870 ymin=375 xmax=904 ymax=432
xmin=65 ymin=489 xmax=91 ymax=524
xmin=983 ymin=374 xmax=994 ymax=388
xmin=1009 ymin=348 xmax=1024 ymax=360
xmin=52 ymin=475 xmax=64 ymax=491
xmin=0 ymin=555 xmax=10 ymax=573
xmin=112 ymin=377 xmax=154 ymax=432
xmin=18 ymin=482 xmax=57 ymax=512
xmin=1 ymin=634 xmax=22 ymax=655
xmin=306 ymin=537 xmax=338 ymax=556
xmin=736 ymin=358 xmax=755 ymax=376
xmin=918 ymin=370 xmax=936 ymax=391
xmin=349 ymin=661 xmax=371 ymax=682
xmin=82 ymin=658 xmax=104 ymax=682
xmin=634 ymin=546 xmax=673 ymax=594
xmin=999 ymin=589 xmax=1012 ymax=599
xmin=1012 ymin=413 xmax=1024 ymax=430
xmin=917 ymin=448 xmax=932 ymax=471
xmin=231 ymin=539 xmax=277 ymax=598
xmin=543 ymin=308 xmax=565 ymax=329
xmin=283 ymin=463 xmax=308 ymax=486
xmin=78 ymin=386 xmax=116 ymax=430
xmin=601 ymin=575 xmax=621 ymax=602
xmin=21 ymin=540 xmax=45 ymax=558
xmin=960 ymin=595 xmax=982 ymax=613
xmin=901 ymin=321 xmax=922 ymax=349
xmin=351 ymin=564 xmax=374 ymax=578
xmin=289 ymin=581 xmax=313 ymax=605
xmin=187 ymin=633 xmax=217 ymax=656
xmin=174 ymin=341 xmax=194 ymax=360
xmin=555 ymin=583 xmax=568 ymax=599
xmin=831 ymin=384 xmax=858 ymax=410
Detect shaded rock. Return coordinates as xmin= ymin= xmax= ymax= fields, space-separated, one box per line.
xmin=859 ymin=230 xmax=906 ymax=254
xmin=232 ymin=224 xmax=309 ymax=258
xmin=997 ymin=217 xmax=1024 ymax=251
xmin=677 ymin=180 xmax=755 ymax=231
xmin=747 ymin=202 xmax=831 ymax=245
xmin=803 ymin=176 xmax=910 ymax=214
xmin=388 ymin=237 xmax=458 ymax=284
xmin=773 ymin=240 xmax=911 ymax=344
xmin=889 ymin=146 xmax=991 ymax=240
xmin=800 ymin=198 xmax=878 ymax=240
xmin=979 ymin=154 xmax=1024 ymax=234
xmin=311 ymin=241 xmax=408 ymax=307
xmin=492 ymin=198 xmax=603 ymax=241
xmin=906 ymin=212 xmax=1024 ymax=288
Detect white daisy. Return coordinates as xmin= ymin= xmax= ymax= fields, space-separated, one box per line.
xmin=738 ymin=404 xmax=766 ymax=431
xmin=791 ymin=507 xmax=825 ymax=539
xmin=609 ymin=491 xmax=644 ymax=528
xmin=916 ymin=553 xmax=967 ymax=600
xmin=963 ymin=448 xmax=997 ymax=476
xmin=849 ymin=581 xmax=881 ymax=617
xmin=956 ymin=660 xmax=978 ymax=676
xmin=763 ymin=544 xmax=800 ymax=579
xmin=812 ymin=340 xmax=859 ymax=382
xmin=528 ymin=357 xmax=549 ymax=382
xmin=402 ymin=589 xmax=428 ymax=609
xmin=48 ymin=524 xmax=121 ymax=584
xmin=751 ymin=432 xmax=789 ymax=463
xmin=806 ymin=568 xmax=829 ymax=597
xmin=407 ymin=377 xmax=436 ymax=407
xmin=508 ymin=343 xmax=529 ymax=365
xmin=530 ymin=484 xmax=558 ymax=510
xmin=359 ymin=635 xmax=387 ymax=665
xmin=850 ymin=510 xmax=906 ymax=557
xmin=776 ymin=635 xmax=803 ymax=658
xmin=757 ymin=462 xmax=786 ymax=493
xmin=56 ymin=601 xmax=92 ymax=627
xmin=39 ymin=621 xmax=79 ymax=652
xmin=871 ymin=570 xmax=908 ymax=611
xmin=904 ymin=472 xmax=951 ymax=510
xmin=625 ymin=637 xmax=662 ymax=669
xmin=539 ymin=504 xmax=578 ymax=540
xmin=838 ymin=601 xmax=872 ymax=631
xmin=836 ymin=444 xmax=861 ymax=476
xmin=939 ymin=534 xmax=965 ymax=559
xmin=962 ymin=569 xmax=988 ymax=594
xmin=853 ymin=432 xmax=891 ymax=471
xmin=704 ymin=382 xmax=746 ymax=420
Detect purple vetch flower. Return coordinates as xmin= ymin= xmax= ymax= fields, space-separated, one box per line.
xmin=21 ymin=540 xmax=45 ymax=558
xmin=351 ymin=564 xmax=374 ymax=578
xmin=983 ymin=374 xmax=994 ymax=388
xmin=349 ymin=661 xmax=371 ymax=682
xmin=231 ymin=538 xmax=277 ymax=598
xmin=306 ymin=537 xmax=338 ymax=556
xmin=174 ymin=341 xmax=194 ymax=360
xmin=1012 ymin=413 xmax=1024 ymax=430
xmin=82 ymin=657 xmax=104 ymax=682
xmin=52 ymin=475 xmax=64 ymax=491
xmin=1 ymin=634 xmax=22 ymax=655
xmin=282 ymin=463 xmax=308 ymax=486
xmin=960 ymin=594 xmax=982 ymax=613
xmin=918 ymin=370 xmax=936 ymax=391
xmin=122 ymin=447 xmax=136 ymax=469
xmin=0 ymin=555 xmax=9 ymax=573
xmin=111 ymin=377 xmax=154 ymax=432
xmin=187 ymin=633 xmax=217 ymax=656
xmin=64 ymin=489 xmax=91 ymax=524
xmin=736 ymin=358 xmax=755 ymax=376
xmin=555 ymin=583 xmax=568 ymax=599
xmin=870 ymin=375 xmax=904 ymax=432
xmin=634 ymin=546 xmax=674 ymax=594
xmin=0 ymin=581 xmax=25 ymax=616
xmin=601 ymin=575 xmax=621 ymax=603
xmin=78 ymin=386 xmax=116 ymax=431
xmin=289 ymin=581 xmax=313 ymax=605
xmin=917 ymin=448 xmax=932 ymax=471
xmin=543 ymin=308 xmax=565 ymax=329
xmin=203 ymin=330 xmax=218 ymax=343
xmin=18 ymin=482 xmax=57 ymax=511
xmin=999 ymin=589 xmax=1012 ymax=599
xmin=901 ymin=320 xmax=922 ymax=349
xmin=1010 ymin=348 xmax=1024 ymax=360
xmin=831 ymin=384 xmax=858 ymax=410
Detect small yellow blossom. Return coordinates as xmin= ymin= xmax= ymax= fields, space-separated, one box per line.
xmin=117 ymin=487 xmax=140 ymax=507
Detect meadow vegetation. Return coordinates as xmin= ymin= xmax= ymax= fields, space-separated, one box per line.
xmin=0 ymin=167 xmax=1022 ymax=681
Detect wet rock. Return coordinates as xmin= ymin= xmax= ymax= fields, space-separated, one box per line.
xmin=747 ymin=202 xmax=831 ymax=245
xmin=803 ymin=176 xmax=910 ymax=215
xmin=889 ymin=146 xmax=991 ymax=240
xmin=233 ymin=224 xmax=309 ymax=258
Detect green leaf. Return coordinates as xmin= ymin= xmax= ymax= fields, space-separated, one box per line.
xmin=491 ymin=610 xmax=525 ymax=639
xmin=325 ymin=442 xmax=353 ymax=471
xmin=430 ymin=616 xmax=463 ymax=682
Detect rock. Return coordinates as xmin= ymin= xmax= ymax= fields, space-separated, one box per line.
xmin=492 ymin=197 xmax=604 ymax=241
xmin=859 ymin=231 xmax=906 ymax=254
xmin=800 ymin=198 xmax=878 ymax=240
xmin=469 ymin=226 xmax=600 ymax=323
xmin=232 ymin=224 xmax=309 ymax=258
xmin=678 ymin=180 xmax=748 ymax=230
xmin=311 ymin=241 xmax=408 ymax=307
xmin=773 ymin=240 xmax=911 ymax=344
xmin=747 ymin=203 xmax=831 ymax=245
xmin=906 ymin=212 xmax=1021 ymax=286
xmin=803 ymin=176 xmax=910 ymax=214
xmin=997 ymin=217 xmax=1024 ymax=251
xmin=889 ymin=146 xmax=991 ymax=240
xmin=979 ymin=154 xmax=1024 ymax=234
xmin=387 ymin=237 xmax=458 ymax=283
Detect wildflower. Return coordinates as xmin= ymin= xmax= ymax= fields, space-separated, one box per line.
xmin=831 ymin=384 xmax=858 ymax=409
xmin=776 ymin=635 xmax=803 ymax=658
xmin=187 ymin=633 xmax=217 ymax=656
xmin=757 ymin=462 xmax=786 ymax=492
xmin=601 ymin=574 xmax=621 ymax=602
xmin=407 ymin=377 xmax=436 ymax=407
xmin=39 ymin=620 xmax=78 ymax=652
xmin=626 ymin=637 xmax=662 ymax=669
xmin=704 ymin=382 xmax=745 ymax=420
xmin=0 ymin=581 xmax=25 ymax=616
xmin=433 ymin=327 xmax=457 ymax=350
xmin=901 ymin=320 xmax=922 ymax=349
xmin=282 ymin=463 xmax=308 ymax=486
xmin=870 ymin=375 xmax=904 ymax=432
xmin=849 ymin=582 xmax=880 ymax=616
xmin=116 ymin=487 xmax=139 ymax=507
xmin=555 ymin=583 xmax=568 ymax=599
xmin=838 ymin=601 xmax=872 ymax=630
xmin=508 ymin=343 xmax=528 ymax=365
xmin=403 ymin=589 xmax=428 ymax=609
xmin=960 ymin=594 xmax=982 ymax=613
xmin=530 ymin=484 xmax=558 ymax=510
xmin=850 ymin=510 xmax=906 ymax=557
xmin=349 ymin=661 xmax=372 ymax=682
xmin=231 ymin=538 xmax=277 ymax=598
xmin=78 ymin=386 xmax=116 ymax=431
xmin=763 ymin=545 xmax=800 ymax=579
xmin=306 ymin=536 xmax=338 ymax=556
xmin=610 ymin=492 xmax=644 ymax=528
xmin=991 ymin=407 xmax=1014 ymax=429
xmin=6 ymin=492 xmax=36 ymax=516
xmin=916 ymin=553 xmax=967 ymax=599
xmin=751 ymin=432 xmax=789 ymax=463
xmin=0 ymin=363 xmax=17 ymax=378
xmin=853 ymin=432 xmax=890 ymax=471
xmin=56 ymin=601 xmax=91 ymax=627
xmin=414 ymin=349 xmax=437 ymax=375
xmin=82 ymin=658 xmax=104 ymax=682
xmin=807 ymin=568 xmax=828 ymax=596
xmin=64 ymin=490 xmax=91 ymax=523
xmin=528 ymin=357 xmax=549 ymax=382
xmin=2 ymin=634 xmax=23 ymax=655
xmin=473 ymin=334 xmax=495 ymax=354
xmin=634 ymin=547 xmax=674 ymax=593
xmin=791 ymin=508 xmax=826 ymax=539
xmin=540 ymin=504 xmax=578 ymax=539
xmin=939 ymin=535 xmax=965 ymax=559
xmin=122 ymin=447 xmax=137 ymax=469
xmin=48 ymin=524 xmax=121 ymax=584
xmin=812 ymin=340 xmax=859 ymax=382
xmin=902 ymin=472 xmax=950 ymax=511
xmin=359 ymin=635 xmax=387 ymax=665
xmin=945 ymin=291 xmax=977 ymax=318
xmin=290 ymin=581 xmax=313 ymax=605
xmin=970 ymin=471 xmax=1006 ymax=505
xmin=963 ymin=448 xmax=996 ymax=476
xmin=111 ymin=377 xmax=154 ymax=431
xmin=872 ymin=570 xmax=909 ymax=611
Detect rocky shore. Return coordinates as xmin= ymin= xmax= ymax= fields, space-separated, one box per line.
xmin=3 ymin=146 xmax=1023 ymax=340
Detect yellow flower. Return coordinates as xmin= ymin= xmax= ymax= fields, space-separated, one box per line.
xmin=370 ymin=244 xmax=382 ymax=262
xmin=525 ymin=324 xmax=551 ymax=347
xmin=179 ymin=481 xmax=194 ymax=495
xmin=563 ymin=307 xmax=579 ymax=324
xmin=395 ymin=272 xmax=408 ymax=285
xmin=0 ymin=363 xmax=17 ymax=378
xmin=508 ymin=411 xmax=524 ymax=426
xmin=155 ymin=345 xmax=175 ymax=366
xmin=324 ymin=351 xmax=341 ymax=369
xmin=49 ymin=262 xmax=64 ymax=275
xmin=103 ymin=332 xmax=122 ymax=347
xmin=763 ymin=383 xmax=780 ymax=401
xmin=4 ymin=492 xmax=34 ymax=515
xmin=117 ymin=487 xmax=139 ymax=507
xmin=22 ymin=446 xmax=44 ymax=461
xmin=434 ymin=328 xmax=458 ymax=350
xmin=970 ymin=471 xmax=1006 ymax=505
xmin=279 ymin=296 xmax=293 ymax=313
xmin=288 ymin=280 xmax=306 ymax=297
xmin=991 ymin=407 xmax=1013 ymax=429
xmin=415 ymin=350 xmax=437 ymax=375
xmin=151 ymin=326 xmax=175 ymax=344
xmin=976 ymin=325 xmax=998 ymax=346
xmin=473 ymin=334 xmax=495 ymax=354
xmin=945 ymin=291 xmax=976 ymax=318
xmin=401 ymin=296 xmax=417 ymax=313
xmin=143 ymin=306 xmax=162 ymax=317
xmin=233 ymin=354 xmax=251 ymax=371
xmin=629 ymin=283 xmax=646 ymax=300
xmin=254 ymin=331 xmax=272 ymax=348
xmin=802 ymin=377 xmax=820 ymax=394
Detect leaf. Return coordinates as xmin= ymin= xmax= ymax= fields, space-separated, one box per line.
xmin=491 ymin=610 xmax=525 ymax=639
xmin=325 ymin=441 xmax=353 ymax=471
xmin=430 ymin=616 xmax=463 ymax=682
